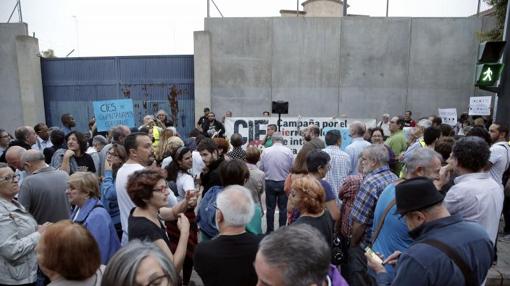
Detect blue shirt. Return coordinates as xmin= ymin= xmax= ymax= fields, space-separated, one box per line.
xmin=61 ymin=126 xmax=72 ymax=136
xmin=376 ymin=216 xmax=494 ymax=286
xmin=345 ymin=138 xmax=371 ymax=175
xmin=100 ymin=170 xmax=120 ymax=226
xmin=372 ymin=184 xmax=412 ymax=275
xmin=320 ymin=180 xmax=336 ymax=202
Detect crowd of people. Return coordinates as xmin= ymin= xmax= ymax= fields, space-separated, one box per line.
xmin=0 ymin=107 xmax=508 ymax=286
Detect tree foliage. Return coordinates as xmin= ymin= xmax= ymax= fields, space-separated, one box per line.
xmin=41 ymin=49 xmax=56 ymax=58
xmin=483 ymin=0 xmax=508 ymax=40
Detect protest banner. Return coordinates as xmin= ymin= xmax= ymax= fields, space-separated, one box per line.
xmin=468 ymin=96 xmax=492 ymax=116
xmin=93 ymin=99 xmax=135 ymax=132
xmin=438 ymin=108 xmax=457 ymax=127
xmin=225 ymin=117 xmax=376 ymax=154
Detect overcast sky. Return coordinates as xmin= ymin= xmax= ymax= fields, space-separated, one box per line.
xmin=1 ymin=0 xmax=491 ymax=57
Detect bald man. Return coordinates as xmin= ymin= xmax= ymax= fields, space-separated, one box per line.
xmin=5 ymin=146 xmax=27 ymax=186
xmin=19 ymin=150 xmax=70 ymax=224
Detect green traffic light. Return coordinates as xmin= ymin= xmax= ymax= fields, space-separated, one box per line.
xmin=477 ymin=64 xmax=504 ymax=87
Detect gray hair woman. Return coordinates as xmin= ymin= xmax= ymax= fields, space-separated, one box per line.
xmin=101 ymin=240 xmax=179 ymax=286
xmin=0 ymin=162 xmax=48 ymax=285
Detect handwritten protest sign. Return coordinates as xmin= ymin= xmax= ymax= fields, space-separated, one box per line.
xmin=468 ymin=96 xmax=492 ymax=116
xmin=225 ymin=117 xmax=376 ymax=154
xmin=93 ymin=99 xmax=135 ymax=132
xmin=438 ymin=108 xmax=457 ymax=127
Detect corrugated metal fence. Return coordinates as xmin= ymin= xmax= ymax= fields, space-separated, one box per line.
xmin=41 ymin=55 xmax=194 ymax=136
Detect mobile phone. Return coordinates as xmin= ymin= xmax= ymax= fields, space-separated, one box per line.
xmin=364 ymin=246 xmax=384 ymax=265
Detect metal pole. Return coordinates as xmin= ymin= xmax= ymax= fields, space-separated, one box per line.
xmin=207 ymin=0 xmax=210 ymax=18
xmin=211 ymin=0 xmax=223 ymax=17
xmin=7 ymin=1 xmax=18 ymax=23
xmin=278 ymin=113 xmax=282 ymax=132
xmin=343 ymin=0 xmax=347 ymax=16
xmin=18 ymin=0 xmax=23 ymax=22
xmin=386 ymin=0 xmax=389 ymax=17
xmin=495 ymin=1 xmax=510 ymax=123
xmin=477 ymin=0 xmax=481 ymax=16
xmin=297 ymin=0 xmax=299 ymax=16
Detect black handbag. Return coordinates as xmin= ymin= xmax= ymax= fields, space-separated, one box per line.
xmin=331 ymin=232 xmax=350 ymax=265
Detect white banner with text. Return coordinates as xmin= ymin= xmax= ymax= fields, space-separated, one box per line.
xmin=225 ymin=117 xmax=377 ymax=154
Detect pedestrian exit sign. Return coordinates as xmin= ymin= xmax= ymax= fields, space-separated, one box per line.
xmin=477 ymin=63 xmax=504 ymax=87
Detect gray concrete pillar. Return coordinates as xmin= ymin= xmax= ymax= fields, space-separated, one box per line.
xmin=0 ymin=23 xmax=44 ymax=134
xmin=16 ymin=36 xmax=45 ymax=126
xmin=194 ymin=31 xmax=212 ymax=126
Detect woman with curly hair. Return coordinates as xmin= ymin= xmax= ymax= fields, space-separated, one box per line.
xmin=51 ymin=131 xmax=96 ymax=174
xmin=291 ymin=174 xmax=334 ymax=246
xmin=127 ymin=168 xmax=192 ymax=274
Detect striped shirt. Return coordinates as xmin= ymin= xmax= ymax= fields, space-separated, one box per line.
xmin=323 ymin=145 xmax=351 ymax=196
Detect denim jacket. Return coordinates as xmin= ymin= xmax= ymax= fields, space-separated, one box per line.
xmin=0 ymin=198 xmax=40 ymax=285
xmin=71 ymin=198 xmax=120 ymax=264
xmin=100 ymin=170 xmax=120 ymax=226
xmin=197 ymin=185 xmax=223 ymax=239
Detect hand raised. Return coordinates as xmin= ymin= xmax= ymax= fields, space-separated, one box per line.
xmin=177 ymin=213 xmax=190 ymax=234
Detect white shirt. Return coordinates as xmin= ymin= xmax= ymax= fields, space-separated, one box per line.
xmin=378 ymin=121 xmax=391 ymax=137
xmin=176 ymin=172 xmax=195 ymax=201
xmin=323 ymin=145 xmax=351 ymax=197
xmin=115 ymin=163 xmax=144 ymax=245
xmin=167 ymin=192 xmax=178 ymax=207
xmin=191 ymin=150 xmax=205 ymax=179
xmin=16 ymin=169 xmax=26 ymax=187
xmin=445 ymin=172 xmax=504 ymax=243
xmin=345 ymin=138 xmax=371 ymax=175
xmin=31 ymin=136 xmax=53 ymax=152
xmin=259 ymin=143 xmax=293 ymax=181
xmin=161 ymin=156 xmax=173 ymax=169
xmin=489 ymin=142 xmax=510 ymax=186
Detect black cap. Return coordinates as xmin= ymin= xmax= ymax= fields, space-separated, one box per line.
xmin=395 ymin=177 xmax=444 ymax=215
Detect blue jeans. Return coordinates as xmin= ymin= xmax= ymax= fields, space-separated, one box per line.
xmin=265 ymin=180 xmax=287 ymax=232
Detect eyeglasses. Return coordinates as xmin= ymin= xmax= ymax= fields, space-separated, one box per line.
xmin=153 ymin=185 xmax=168 ymax=193
xmin=107 ymin=151 xmax=119 ymax=157
xmin=0 ymin=134 xmax=9 ymax=139
xmin=0 ymin=174 xmax=20 ymax=183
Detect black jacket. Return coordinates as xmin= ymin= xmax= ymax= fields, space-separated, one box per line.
xmin=200 ymin=157 xmax=225 ymax=197
xmin=202 ymin=120 xmax=225 ymax=138
xmin=0 ymin=140 xmax=32 ymax=163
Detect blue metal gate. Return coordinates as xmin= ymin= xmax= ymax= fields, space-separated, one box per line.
xmin=41 ymin=55 xmax=194 ymax=136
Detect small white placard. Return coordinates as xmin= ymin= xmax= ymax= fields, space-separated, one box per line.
xmin=469 ymin=96 xmax=492 ymax=116
xmin=438 ymin=108 xmax=457 ymax=127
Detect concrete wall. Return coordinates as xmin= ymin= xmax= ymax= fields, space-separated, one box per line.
xmin=0 ymin=23 xmax=45 ymax=134
xmin=195 ymin=17 xmax=482 ymax=120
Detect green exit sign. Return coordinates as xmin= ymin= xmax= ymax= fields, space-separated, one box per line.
xmin=477 ymin=64 xmax=504 ymax=87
